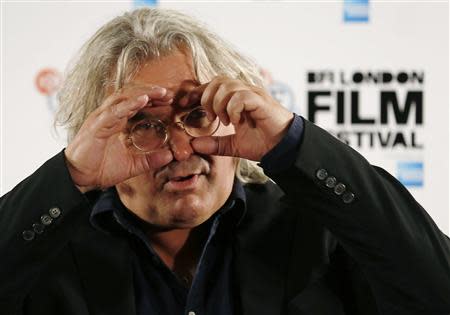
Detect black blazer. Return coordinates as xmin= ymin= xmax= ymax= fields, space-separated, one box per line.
xmin=1 ymin=120 xmax=449 ymax=315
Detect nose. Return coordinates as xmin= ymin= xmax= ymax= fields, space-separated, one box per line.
xmin=168 ymin=126 xmax=194 ymax=161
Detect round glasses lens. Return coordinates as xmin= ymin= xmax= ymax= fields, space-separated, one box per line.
xmin=184 ymin=107 xmax=220 ymax=137
xmin=130 ymin=119 xmax=167 ymax=152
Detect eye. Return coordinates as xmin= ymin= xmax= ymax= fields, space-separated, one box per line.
xmin=184 ymin=107 xmax=210 ymax=128
xmin=132 ymin=120 xmax=166 ymax=137
xmin=129 ymin=118 xmax=167 ymax=152
xmin=134 ymin=121 xmax=153 ymax=130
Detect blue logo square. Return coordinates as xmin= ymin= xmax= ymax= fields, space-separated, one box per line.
xmin=397 ymin=162 xmax=424 ymax=188
xmin=134 ymin=0 xmax=158 ymax=7
xmin=344 ymin=0 xmax=369 ymax=23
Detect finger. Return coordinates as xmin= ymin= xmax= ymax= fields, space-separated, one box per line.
xmin=179 ymin=91 xmax=201 ymax=108
xmin=152 ymin=99 xmax=174 ymax=107
xmin=121 ymin=84 xmax=168 ymax=100
xmin=178 ymin=84 xmax=207 ymax=108
xmin=177 ymin=80 xmax=204 ymax=106
xmin=144 ymin=149 xmax=173 ymax=169
xmin=191 ymin=135 xmax=237 ymax=157
xmin=111 ymin=94 xmax=149 ymax=119
xmin=227 ymin=101 xmax=245 ymax=126
xmin=226 ymin=90 xmax=260 ymax=126
xmin=212 ymin=81 xmax=244 ymax=126
xmin=200 ymin=78 xmax=224 ymax=120
xmin=128 ymin=86 xmax=167 ymax=103
xmin=133 ymin=88 xmax=173 ymax=107
xmin=128 ymin=148 xmax=174 ymax=179
xmin=146 ymin=86 xmax=168 ymax=99
xmin=161 ymin=89 xmax=175 ymax=101
xmin=101 ymin=85 xmax=167 ymax=111
xmin=95 ymin=94 xmax=149 ymax=132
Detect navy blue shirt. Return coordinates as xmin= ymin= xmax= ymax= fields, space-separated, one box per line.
xmin=89 ymin=114 xmax=304 ymax=315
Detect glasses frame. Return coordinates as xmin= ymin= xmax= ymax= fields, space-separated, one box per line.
xmin=128 ymin=106 xmax=220 ymax=153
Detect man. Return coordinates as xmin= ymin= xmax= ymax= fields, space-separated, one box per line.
xmin=1 ymin=8 xmax=449 ymax=315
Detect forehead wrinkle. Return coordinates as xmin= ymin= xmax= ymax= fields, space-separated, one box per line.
xmin=133 ymin=52 xmax=197 ymax=91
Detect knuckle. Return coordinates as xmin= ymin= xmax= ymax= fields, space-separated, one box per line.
xmin=226 ymin=102 xmax=238 ymax=115
xmin=214 ymin=75 xmax=228 ymax=82
xmin=110 ymin=103 xmax=120 ymax=116
xmin=217 ymin=138 xmax=229 ymax=156
xmin=93 ymin=112 xmax=107 ymax=129
xmin=232 ymin=90 xmax=248 ymax=102
xmin=222 ymin=81 xmax=239 ymax=93
xmin=201 ymin=90 xmax=212 ymax=106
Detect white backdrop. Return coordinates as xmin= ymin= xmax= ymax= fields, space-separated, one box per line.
xmin=1 ymin=1 xmax=449 ymax=234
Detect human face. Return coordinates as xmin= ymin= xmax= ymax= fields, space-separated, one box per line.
xmin=115 ymin=49 xmax=237 ymax=230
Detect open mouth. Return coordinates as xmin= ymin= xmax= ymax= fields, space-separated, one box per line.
xmin=171 ymin=174 xmax=197 ymax=182
xmin=165 ymin=173 xmax=202 ymax=191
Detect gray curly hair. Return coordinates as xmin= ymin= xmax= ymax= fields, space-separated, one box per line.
xmin=56 ymin=8 xmax=268 ymax=184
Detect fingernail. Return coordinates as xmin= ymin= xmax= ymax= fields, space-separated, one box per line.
xmin=152 ymin=86 xmax=167 ymax=94
xmin=137 ymin=94 xmax=149 ymax=103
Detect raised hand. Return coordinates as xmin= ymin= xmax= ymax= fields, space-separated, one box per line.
xmin=65 ymin=84 xmax=174 ymax=192
xmin=182 ymin=76 xmax=294 ymax=161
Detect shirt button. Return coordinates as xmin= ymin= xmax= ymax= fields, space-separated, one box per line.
xmin=32 ymin=223 xmax=45 ymax=234
xmin=342 ymin=192 xmax=355 ymax=204
xmin=49 ymin=207 xmax=61 ymax=218
xmin=316 ymin=169 xmax=328 ymax=180
xmin=41 ymin=214 xmax=53 ymax=226
xmin=334 ymin=183 xmax=346 ymax=195
xmin=23 ymin=230 xmax=35 ymax=241
xmin=325 ymin=176 xmax=337 ymax=188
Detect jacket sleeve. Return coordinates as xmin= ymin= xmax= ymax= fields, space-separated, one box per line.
xmin=0 ymin=150 xmax=91 ymax=313
xmin=265 ymin=119 xmax=450 ymax=315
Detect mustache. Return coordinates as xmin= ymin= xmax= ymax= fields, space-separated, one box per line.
xmin=155 ymin=154 xmax=212 ymax=183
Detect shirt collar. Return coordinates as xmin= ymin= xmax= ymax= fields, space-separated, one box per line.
xmin=89 ymin=188 xmax=127 ymax=235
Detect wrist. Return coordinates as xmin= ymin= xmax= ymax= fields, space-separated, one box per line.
xmin=267 ymin=110 xmax=295 ymax=153
xmin=64 ymin=149 xmax=97 ymax=194
xmin=260 ymin=114 xmax=304 ymax=174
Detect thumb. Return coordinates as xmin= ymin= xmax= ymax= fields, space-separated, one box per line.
xmin=144 ymin=149 xmax=173 ymax=169
xmin=191 ymin=135 xmax=237 ymax=157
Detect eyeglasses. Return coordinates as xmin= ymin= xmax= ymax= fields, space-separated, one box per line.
xmin=128 ymin=106 xmax=220 ymax=152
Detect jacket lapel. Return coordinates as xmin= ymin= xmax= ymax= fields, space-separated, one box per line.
xmin=70 ymin=224 xmax=136 ymax=315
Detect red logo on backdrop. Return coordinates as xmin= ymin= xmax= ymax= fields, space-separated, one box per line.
xmin=35 ymin=68 xmax=63 ymax=113
xmin=35 ymin=68 xmax=62 ymax=95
